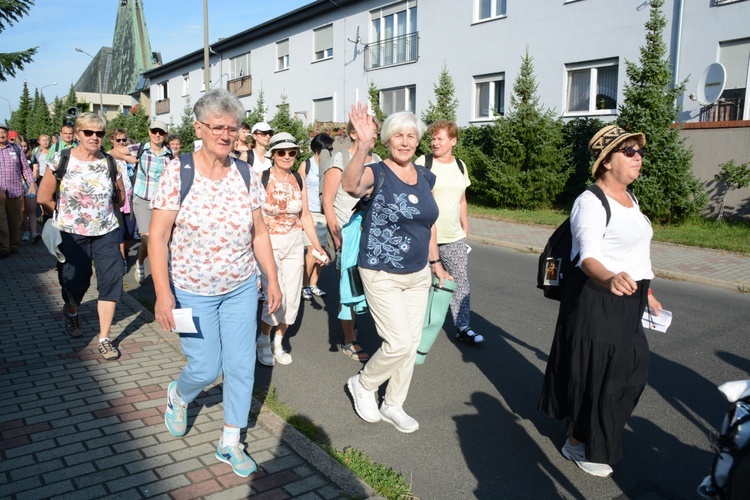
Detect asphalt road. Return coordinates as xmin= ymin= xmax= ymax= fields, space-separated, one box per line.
xmin=127 ymin=241 xmax=750 ymax=499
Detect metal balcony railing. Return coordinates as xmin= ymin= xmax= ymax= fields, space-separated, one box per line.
xmin=700 ymin=98 xmax=743 ymax=122
xmin=227 ymin=75 xmax=252 ymax=98
xmin=365 ymin=32 xmax=419 ymax=71
xmin=155 ymin=98 xmax=170 ymax=115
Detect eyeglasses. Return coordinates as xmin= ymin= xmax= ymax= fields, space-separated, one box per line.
xmin=254 ymin=130 xmax=273 ymax=136
xmin=274 ymin=149 xmax=298 ymax=158
xmin=616 ymin=146 xmax=645 ymax=158
xmin=150 ymin=129 xmax=167 ymax=136
xmin=199 ymin=121 xmax=239 ymax=136
xmin=82 ymin=130 xmax=106 ymax=138
xmin=114 ymin=138 xmax=128 ymax=143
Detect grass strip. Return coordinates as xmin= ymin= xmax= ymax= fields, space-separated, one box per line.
xmin=469 ymin=204 xmax=750 ymax=255
xmin=257 ymin=386 xmax=414 ymax=499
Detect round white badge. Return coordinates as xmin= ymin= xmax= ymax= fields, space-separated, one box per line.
xmin=408 ymin=194 xmax=419 ymax=204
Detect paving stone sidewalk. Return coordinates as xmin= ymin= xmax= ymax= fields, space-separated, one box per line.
xmin=0 ymin=242 xmax=376 ymax=499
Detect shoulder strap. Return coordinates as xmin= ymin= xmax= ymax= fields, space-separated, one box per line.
xmin=11 ymin=144 xmax=25 ymax=175
xmin=261 ymin=168 xmax=270 ymax=189
xmin=424 ymin=153 xmax=433 ymax=170
xmin=248 ymin=150 xmax=255 ymax=167
xmin=304 ymin=158 xmax=311 ymax=175
xmin=456 ymin=158 xmax=466 ymax=175
xmin=586 ymin=184 xmax=611 ymax=226
xmin=293 ymin=171 xmax=303 ymax=189
xmin=234 ymin=159 xmax=252 ymax=192
xmin=135 ymin=143 xmax=146 ymax=172
xmin=104 ymin=153 xmax=120 ymax=204
xmin=178 ymin=153 xmax=196 ymax=204
xmin=55 ymin=148 xmax=72 ymax=182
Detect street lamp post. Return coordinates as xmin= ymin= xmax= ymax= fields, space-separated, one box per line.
xmin=75 ymin=48 xmax=104 ymax=118
xmin=39 ymin=82 xmax=57 ymax=99
xmin=0 ymin=96 xmax=12 ymax=119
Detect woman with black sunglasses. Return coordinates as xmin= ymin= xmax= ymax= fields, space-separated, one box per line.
xmin=38 ymin=113 xmax=125 ymax=360
xmin=538 ymin=125 xmax=664 ymax=478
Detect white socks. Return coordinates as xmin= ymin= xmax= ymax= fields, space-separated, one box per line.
xmin=273 ymin=335 xmax=283 ymax=352
xmin=222 ymin=426 xmax=240 ymax=447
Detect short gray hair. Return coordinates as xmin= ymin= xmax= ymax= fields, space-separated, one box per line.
xmin=193 ymin=89 xmax=245 ymax=124
xmin=380 ymin=111 xmax=426 ymax=148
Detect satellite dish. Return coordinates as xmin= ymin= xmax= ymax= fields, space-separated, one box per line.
xmin=696 ymin=63 xmax=726 ymax=105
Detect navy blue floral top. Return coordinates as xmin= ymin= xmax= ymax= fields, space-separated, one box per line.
xmin=359 ymin=161 xmax=438 ymax=274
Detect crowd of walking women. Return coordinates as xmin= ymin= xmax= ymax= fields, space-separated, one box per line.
xmin=23 ymin=87 xmax=664 ymax=479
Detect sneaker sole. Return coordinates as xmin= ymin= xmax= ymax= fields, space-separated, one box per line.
xmin=215 ymin=450 xmax=257 ymax=477
xmin=561 ymin=445 xmax=613 ymax=478
xmin=380 ymin=414 xmax=419 ymax=433
xmin=165 ymin=382 xmax=188 ymax=437
xmin=346 ymin=379 xmax=382 ymax=423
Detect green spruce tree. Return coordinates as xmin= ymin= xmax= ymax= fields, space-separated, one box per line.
xmin=481 ymin=48 xmax=570 ymax=209
xmin=617 ymin=0 xmax=705 ymax=223
xmin=367 ymin=81 xmax=387 ymax=125
xmin=51 ymin=97 xmax=65 ymax=131
xmin=8 ymin=80 xmax=31 ymax=133
xmin=27 ymin=89 xmax=53 ymax=138
xmin=0 ymin=0 xmax=38 ymax=82
xmin=269 ymin=93 xmax=309 ymax=157
xmin=174 ymin=97 xmax=197 ymax=153
xmin=244 ymin=87 xmax=268 ymax=128
xmin=421 ymin=63 xmax=458 ymax=125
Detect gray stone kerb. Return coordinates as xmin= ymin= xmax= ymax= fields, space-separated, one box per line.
xmin=119 ymin=292 xmax=380 ymax=499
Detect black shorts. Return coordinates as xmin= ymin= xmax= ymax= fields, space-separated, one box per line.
xmin=57 ymin=229 xmax=123 ymax=305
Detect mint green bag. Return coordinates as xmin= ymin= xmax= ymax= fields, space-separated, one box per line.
xmin=416 ymin=276 xmax=455 ymax=365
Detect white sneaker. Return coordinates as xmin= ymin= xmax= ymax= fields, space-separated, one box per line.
xmin=274 ymin=348 xmax=292 ymax=365
xmin=256 ymin=336 xmax=274 ymax=366
xmin=347 ymin=374 xmax=381 ymax=423
xmin=561 ymin=438 xmax=613 ymax=477
xmin=21 ymin=231 xmax=30 ymax=242
xmin=379 ymin=403 xmax=419 ymax=433
xmin=134 ymin=264 xmax=145 ymax=284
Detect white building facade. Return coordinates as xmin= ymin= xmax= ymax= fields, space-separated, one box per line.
xmin=141 ymin=0 xmax=750 ymax=127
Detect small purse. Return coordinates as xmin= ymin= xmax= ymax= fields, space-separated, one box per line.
xmin=41 ymin=214 xmax=65 ymax=263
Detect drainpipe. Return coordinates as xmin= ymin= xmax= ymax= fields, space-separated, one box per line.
xmin=670 ymin=0 xmax=685 ymax=116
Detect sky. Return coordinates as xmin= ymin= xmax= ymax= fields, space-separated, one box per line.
xmin=0 ymin=0 xmax=313 ymax=124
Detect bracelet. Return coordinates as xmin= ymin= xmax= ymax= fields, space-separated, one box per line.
xmin=429 ymin=259 xmax=441 ymax=265
xmin=647 ymin=288 xmax=653 ymax=295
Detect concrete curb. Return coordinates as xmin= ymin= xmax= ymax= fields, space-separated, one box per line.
xmin=467 ymin=234 xmax=750 ymax=293
xmin=120 ymin=288 xmax=381 ymax=499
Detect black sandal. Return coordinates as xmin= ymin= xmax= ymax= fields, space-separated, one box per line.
xmin=338 ymin=341 xmax=370 ymax=362
xmin=456 ymin=327 xmax=484 ymax=344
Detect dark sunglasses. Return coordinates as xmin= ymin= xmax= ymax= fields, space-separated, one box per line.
xmin=616 ymin=146 xmax=645 ymax=158
xmin=255 ymin=130 xmax=273 ymax=136
xmin=150 ymin=129 xmax=167 ymax=136
xmin=274 ymin=149 xmax=298 ymax=158
xmin=114 ymin=138 xmax=128 ymax=143
xmin=82 ymin=130 xmax=106 ymax=138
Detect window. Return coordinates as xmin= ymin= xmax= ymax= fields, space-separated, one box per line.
xmin=182 ymin=74 xmax=189 ymax=96
xmin=277 ymin=39 xmax=290 ymax=71
xmin=123 ymin=105 xmax=131 ymax=116
xmin=230 ymin=52 xmax=251 ymax=79
xmin=314 ymin=25 xmax=333 ymax=61
xmin=474 ymin=73 xmax=504 ymax=120
xmin=565 ymin=59 xmax=618 ymax=114
xmin=476 ymin=0 xmax=507 ymax=21
xmin=157 ymin=81 xmax=169 ymax=101
xmin=368 ymin=1 xmax=418 ymax=70
xmin=314 ymin=97 xmax=334 ymax=122
xmin=717 ymin=38 xmax=749 ymax=120
xmin=380 ymin=85 xmax=416 ymax=115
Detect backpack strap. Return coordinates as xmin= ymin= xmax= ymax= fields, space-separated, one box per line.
xmin=261 ymin=168 xmax=303 ymax=190
xmin=423 ymin=152 xmax=465 ymax=174
xmin=179 ymin=154 xmax=253 ymax=204
xmin=304 ymin=158 xmax=311 ymax=175
xmin=54 ymin=148 xmax=72 ymax=183
xmin=293 ymin=170 xmax=303 ymax=189
xmin=135 ymin=143 xmax=146 ymax=173
xmin=104 ymin=153 xmax=120 ymax=204
xmin=586 ymin=184 xmax=611 ymax=226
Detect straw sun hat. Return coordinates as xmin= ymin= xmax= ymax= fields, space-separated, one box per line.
xmin=588 ymin=125 xmax=646 ymax=176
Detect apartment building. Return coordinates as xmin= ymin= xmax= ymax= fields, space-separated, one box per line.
xmin=139 ymin=0 xmax=750 ymax=127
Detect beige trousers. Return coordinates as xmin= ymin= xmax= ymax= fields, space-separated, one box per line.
xmin=260 ymin=230 xmax=304 ymax=326
xmin=358 ymin=266 xmax=432 ymax=407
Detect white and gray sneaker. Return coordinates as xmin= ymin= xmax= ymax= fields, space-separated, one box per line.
xmin=347 ymin=374 xmax=381 ymax=423
xmin=379 ymin=403 xmax=419 ymax=433
xmin=561 ymin=438 xmax=613 ymax=477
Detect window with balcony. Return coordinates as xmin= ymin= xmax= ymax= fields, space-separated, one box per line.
xmin=314 ymin=25 xmax=333 ymax=61
xmin=474 ymin=73 xmax=504 ymax=120
xmin=476 ymin=0 xmax=507 ymax=22
xmin=277 ymin=39 xmax=290 ymax=71
xmin=710 ymin=38 xmax=750 ymax=121
xmin=366 ymin=0 xmax=418 ymax=70
xmin=182 ymin=74 xmax=189 ymax=96
xmin=565 ymin=59 xmax=618 ymax=115
xmin=380 ymin=85 xmax=416 ymax=115
xmin=228 ymin=52 xmax=252 ymax=97
xmin=314 ymin=97 xmax=334 ymax=122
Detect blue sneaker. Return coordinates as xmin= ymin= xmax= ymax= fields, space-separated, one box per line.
xmin=165 ymin=381 xmax=187 ymax=437
xmin=215 ymin=440 xmax=258 ymax=477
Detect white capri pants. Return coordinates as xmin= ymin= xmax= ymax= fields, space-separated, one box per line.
xmin=259 ymin=230 xmax=305 ymax=326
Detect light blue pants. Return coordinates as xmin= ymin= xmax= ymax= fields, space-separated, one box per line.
xmin=173 ymin=276 xmax=258 ymax=428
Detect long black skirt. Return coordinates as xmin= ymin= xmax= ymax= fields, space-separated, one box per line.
xmin=538 ymin=267 xmax=651 ymax=464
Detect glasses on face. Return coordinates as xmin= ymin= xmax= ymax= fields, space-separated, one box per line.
xmin=255 ymin=130 xmax=273 ymax=137
xmin=199 ymin=121 xmax=239 ymax=136
xmin=150 ymin=129 xmax=167 ymax=136
xmin=616 ymin=146 xmax=645 ymax=159
xmin=274 ymin=149 xmax=298 ymax=158
xmin=114 ymin=138 xmax=128 ymax=143
xmin=82 ymin=129 xmax=106 ymax=138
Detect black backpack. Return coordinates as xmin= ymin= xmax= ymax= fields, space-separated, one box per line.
xmin=55 ymin=148 xmax=120 ymax=204
xmin=537 ymin=185 xmax=610 ymax=301
xmin=261 ymin=168 xmax=303 ymax=190
xmin=423 ymin=153 xmax=465 ymax=175
xmin=177 ymin=153 xmax=252 ymax=204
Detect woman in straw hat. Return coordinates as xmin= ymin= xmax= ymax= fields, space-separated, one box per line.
xmin=538 ymin=124 xmax=664 ymax=477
